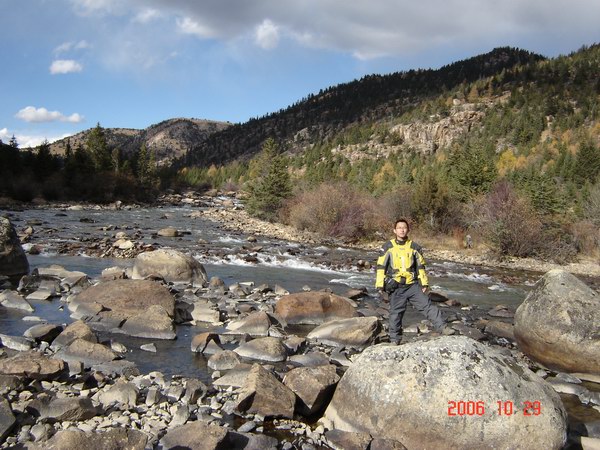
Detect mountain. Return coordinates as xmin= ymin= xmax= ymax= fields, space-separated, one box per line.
xmin=48 ymin=118 xmax=231 ymax=164
xmin=181 ymin=47 xmax=545 ymax=167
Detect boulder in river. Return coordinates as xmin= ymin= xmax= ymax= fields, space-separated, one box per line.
xmin=131 ymin=248 xmax=208 ymax=286
xmin=0 ymin=217 xmax=29 ymax=278
xmin=324 ymin=336 xmax=567 ymax=450
xmin=274 ymin=292 xmax=357 ymax=325
xmin=514 ymin=269 xmax=600 ymax=375
xmin=306 ymin=316 xmax=379 ymax=348
xmin=70 ymin=279 xmax=176 ymax=339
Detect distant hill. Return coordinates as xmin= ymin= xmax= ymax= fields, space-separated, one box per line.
xmin=48 ymin=118 xmax=231 ymax=164
xmin=180 ymin=47 xmax=545 ymax=167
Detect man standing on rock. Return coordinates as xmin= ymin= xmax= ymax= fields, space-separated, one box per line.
xmin=375 ymin=218 xmax=451 ymax=344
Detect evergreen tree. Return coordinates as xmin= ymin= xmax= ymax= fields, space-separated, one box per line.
xmin=86 ymin=123 xmax=113 ymax=171
xmin=448 ymin=141 xmax=497 ymax=200
xmin=246 ymin=139 xmax=292 ymax=221
xmin=573 ymin=140 xmax=600 ymax=185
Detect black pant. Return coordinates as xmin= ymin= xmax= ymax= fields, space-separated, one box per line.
xmin=389 ymin=283 xmax=444 ymax=341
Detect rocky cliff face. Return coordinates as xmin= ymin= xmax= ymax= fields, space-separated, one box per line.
xmin=331 ymin=96 xmax=507 ymax=161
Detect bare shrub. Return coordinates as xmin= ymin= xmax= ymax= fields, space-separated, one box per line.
xmin=570 ymin=220 xmax=600 ymax=257
xmin=471 ymin=180 xmax=544 ymax=257
xmin=376 ymin=184 xmax=414 ymax=225
xmin=583 ymin=182 xmax=600 ymax=226
xmin=284 ymin=182 xmax=377 ymax=240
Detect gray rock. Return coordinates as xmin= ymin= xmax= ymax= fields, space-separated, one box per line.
xmin=325 ymin=336 xmax=567 ymax=450
xmin=170 ymin=404 xmax=190 ymax=427
xmin=0 ymin=397 xmax=16 ymax=444
xmin=0 ymin=334 xmax=34 ymax=351
xmin=289 ymin=351 xmax=331 ymax=367
xmin=224 ymin=431 xmax=279 ymax=450
xmin=208 ymin=350 xmax=242 ymax=371
xmin=236 ymin=364 xmax=296 ymax=419
xmin=212 ymin=364 xmax=253 ymax=388
xmin=324 ymin=429 xmax=372 ymax=450
xmin=0 ymin=291 xmax=33 ymax=312
xmin=121 ymin=305 xmax=176 ymax=340
xmin=72 ymin=279 xmax=175 ymax=339
xmin=275 ymin=292 xmax=357 ymax=325
xmin=190 ymin=332 xmax=221 ymax=353
xmin=27 ymin=396 xmax=98 ymax=422
xmin=226 ymin=311 xmax=271 ymax=336
xmin=307 ymin=316 xmax=380 ymax=348
xmin=284 ymin=364 xmax=340 ymax=416
xmin=99 ymin=381 xmax=138 ymax=407
xmin=514 ymin=269 xmax=600 ymax=374
xmin=0 ymin=217 xmax=29 ymax=278
xmin=159 ymin=420 xmax=228 ymax=450
xmin=183 ymin=378 xmax=207 ymax=404
xmin=370 ymin=438 xmax=408 ymax=450
xmin=27 ymin=428 xmax=147 ymax=450
xmin=132 ymin=248 xmax=208 ymax=286
xmin=56 ymin=338 xmax=119 ymax=366
xmin=140 ymin=343 xmax=157 ymax=352
xmin=0 ymin=351 xmax=66 ymax=380
xmin=50 ymin=320 xmax=98 ymax=351
xmin=234 ymin=337 xmax=288 ymax=362
xmin=23 ymin=323 xmax=63 ymax=343
xmin=484 ymin=320 xmax=515 ymax=340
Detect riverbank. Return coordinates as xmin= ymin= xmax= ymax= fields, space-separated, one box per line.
xmin=199 ymin=206 xmax=600 ymax=279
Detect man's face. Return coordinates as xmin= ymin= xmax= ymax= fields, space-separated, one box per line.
xmin=394 ymin=222 xmax=409 ymax=240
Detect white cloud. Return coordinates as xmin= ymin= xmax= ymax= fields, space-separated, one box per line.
xmin=137 ymin=0 xmax=600 ymax=59
xmin=0 ymin=128 xmax=12 ymax=142
xmin=255 ymin=19 xmax=279 ymax=50
xmin=54 ymin=40 xmax=90 ymax=55
xmin=69 ymin=0 xmax=124 ymax=16
xmin=50 ymin=59 xmax=83 ymax=74
xmin=0 ymin=128 xmax=72 ymax=148
xmin=176 ymin=16 xmax=217 ymax=39
xmin=133 ymin=8 xmax=162 ymax=23
xmin=15 ymin=106 xmax=84 ymax=124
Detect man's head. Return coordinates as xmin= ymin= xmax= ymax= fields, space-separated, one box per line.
xmin=394 ymin=218 xmax=410 ymax=240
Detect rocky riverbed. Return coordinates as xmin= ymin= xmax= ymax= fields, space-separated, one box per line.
xmin=1 ymin=194 xmax=599 ymax=449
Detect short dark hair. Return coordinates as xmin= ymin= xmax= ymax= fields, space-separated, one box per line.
xmin=394 ymin=218 xmax=410 ymax=230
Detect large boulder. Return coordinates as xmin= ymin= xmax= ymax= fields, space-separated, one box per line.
xmin=234 ymin=337 xmax=288 ymax=362
xmin=235 ymin=364 xmax=296 ymax=419
xmin=132 ymin=249 xmax=208 ymax=286
xmin=159 ymin=421 xmax=227 ymax=450
xmin=0 ymin=351 xmax=66 ymax=381
xmin=274 ymin=292 xmax=357 ymax=325
xmin=0 ymin=397 xmax=15 ymax=445
xmin=28 ymin=428 xmax=147 ymax=450
xmin=306 ymin=317 xmax=379 ymax=348
xmin=325 ymin=336 xmax=567 ymax=450
xmin=70 ymin=279 xmax=176 ymax=339
xmin=0 ymin=217 xmax=28 ymax=278
xmin=514 ymin=269 xmax=600 ymax=374
xmin=284 ymin=364 xmax=340 ymax=416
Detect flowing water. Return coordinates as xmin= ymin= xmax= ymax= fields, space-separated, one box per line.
xmin=2 ymin=204 xmax=541 ymax=379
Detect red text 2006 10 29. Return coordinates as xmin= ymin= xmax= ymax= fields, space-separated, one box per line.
xmin=447 ymin=400 xmax=542 ymax=416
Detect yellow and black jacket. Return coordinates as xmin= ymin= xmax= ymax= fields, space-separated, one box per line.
xmin=375 ymin=239 xmax=428 ymax=290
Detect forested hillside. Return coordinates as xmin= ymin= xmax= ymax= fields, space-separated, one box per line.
xmin=181 ymin=44 xmax=600 ymax=261
xmin=1 ymin=44 xmax=599 ymax=261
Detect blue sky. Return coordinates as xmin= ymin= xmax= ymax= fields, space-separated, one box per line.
xmin=2 ymin=0 xmax=599 ymax=148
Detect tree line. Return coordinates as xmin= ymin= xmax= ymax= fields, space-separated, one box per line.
xmin=0 ymin=123 xmax=160 ymax=203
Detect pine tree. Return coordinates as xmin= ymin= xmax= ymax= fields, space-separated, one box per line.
xmin=246 ymin=139 xmax=292 ymax=221
xmin=86 ymin=123 xmax=113 ymax=171
xmin=574 ymin=140 xmax=600 ymax=185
